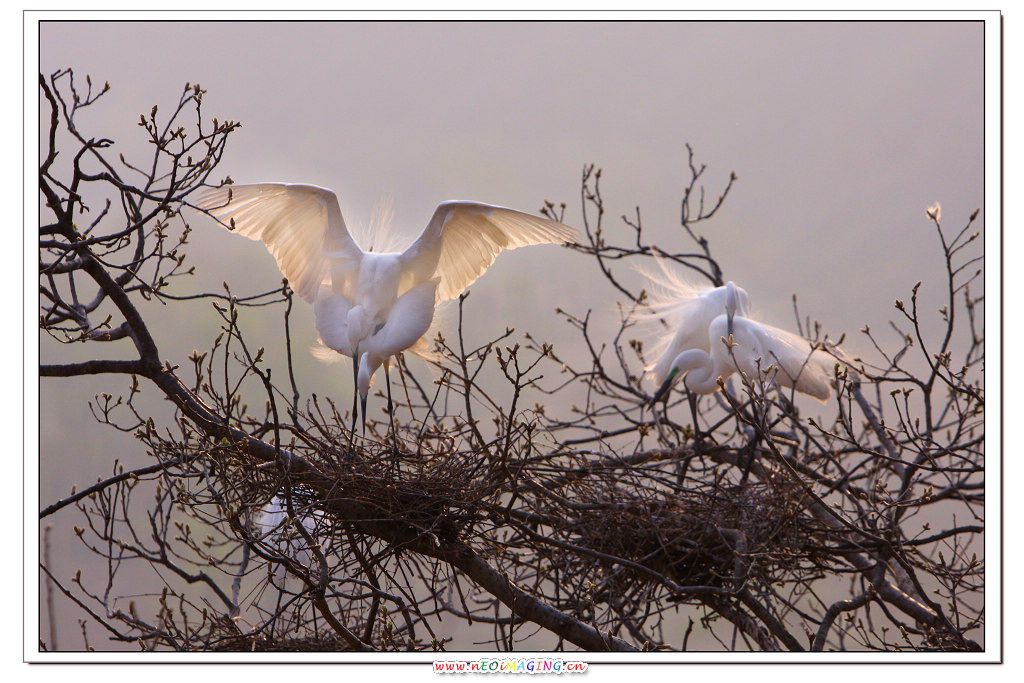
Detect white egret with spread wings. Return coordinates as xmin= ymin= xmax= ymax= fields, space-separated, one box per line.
xmin=198 ymin=183 xmax=579 ymax=445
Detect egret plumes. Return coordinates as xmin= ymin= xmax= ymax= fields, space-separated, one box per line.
xmin=197 ymin=183 xmax=579 ymax=438
xmin=641 ymin=267 xmax=842 ymax=406
xmin=644 ymin=280 xmax=752 ymax=388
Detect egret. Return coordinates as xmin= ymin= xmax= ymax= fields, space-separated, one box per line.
xmin=256 ymin=494 xmax=318 ymax=577
xmin=257 ymin=494 xmax=316 ymax=546
xmin=197 ymin=183 xmax=579 ymax=447
xmin=645 ymin=280 xmax=839 ymax=406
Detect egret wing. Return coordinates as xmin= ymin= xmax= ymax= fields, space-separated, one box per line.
xmin=197 ymin=183 xmax=363 ymax=302
xmin=401 ymin=202 xmax=579 ymax=302
xmin=313 ymin=290 xmax=356 ymax=357
xmin=760 ymin=324 xmax=836 ymax=401
xmin=727 ymin=319 xmax=834 ymax=402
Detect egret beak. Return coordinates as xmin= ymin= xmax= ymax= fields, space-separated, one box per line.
xmin=360 ymin=394 xmax=368 ymax=436
xmin=650 ymin=367 xmax=680 ymax=407
xmin=724 ymin=281 xmax=738 ymax=337
xmin=350 ymin=353 xmax=360 ymax=432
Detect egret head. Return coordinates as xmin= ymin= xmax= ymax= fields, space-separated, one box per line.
xmin=724 ymin=281 xmax=740 ymax=336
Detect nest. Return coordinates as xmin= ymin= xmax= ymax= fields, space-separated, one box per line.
xmin=559 ymin=477 xmax=831 ymax=592
xmin=225 ymin=436 xmax=490 ymax=548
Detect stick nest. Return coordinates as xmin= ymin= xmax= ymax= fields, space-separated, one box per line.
xmin=556 ymin=476 xmax=833 ymax=591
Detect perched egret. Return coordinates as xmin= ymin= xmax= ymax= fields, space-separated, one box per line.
xmin=646 ymin=280 xmax=839 ymax=405
xmin=197 ymin=183 xmax=579 ymax=443
xmin=256 ymin=494 xmax=318 ymax=576
xmin=257 ymin=494 xmax=317 ymax=544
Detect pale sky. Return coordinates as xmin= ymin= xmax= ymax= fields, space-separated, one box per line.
xmin=39 ymin=20 xmax=984 ymax=345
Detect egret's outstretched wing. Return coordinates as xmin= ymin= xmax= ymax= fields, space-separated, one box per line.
xmin=197 ymin=183 xmax=363 ymax=302
xmin=401 ymin=202 xmax=579 ymax=302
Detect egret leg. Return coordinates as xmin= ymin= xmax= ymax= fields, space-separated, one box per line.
xmin=675 ymin=387 xmax=703 ymax=486
xmin=740 ymin=436 xmax=757 ymax=484
xmin=686 ymin=388 xmax=701 ymax=439
xmin=740 ymin=452 xmax=755 ymax=484
xmin=345 ymin=356 xmax=360 ymax=455
xmin=384 ymin=363 xmax=400 ymax=470
xmin=649 ymin=383 xmax=694 ymax=486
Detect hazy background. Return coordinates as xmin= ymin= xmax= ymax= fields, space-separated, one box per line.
xmin=37 ymin=20 xmax=985 ymax=652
